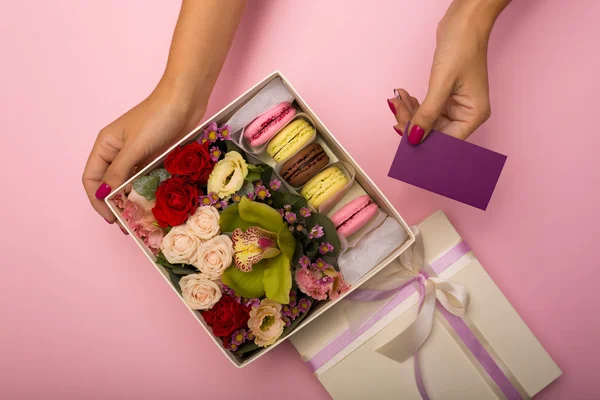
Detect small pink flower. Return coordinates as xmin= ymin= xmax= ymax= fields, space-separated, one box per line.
xmin=308 ymin=225 xmax=324 ymax=239
xmin=298 ymin=255 xmax=311 ymax=269
xmin=122 ymin=189 xmax=164 ymax=254
xmin=285 ymin=211 xmax=297 ymax=224
xmin=269 ymin=179 xmax=282 ymax=191
xmin=218 ymin=124 xmax=232 ymax=141
xmin=299 ymin=207 xmax=311 ymax=218
xmin=204 ymin=122 xmax=219 ymax=142
xmin=295 ymin=269 xmax=332 ymax=301
xmin=319 ymin=242 xmax=334 ymax=254
xmin=254 ymin=185 xmax=270 ymax=200
xmin=209 ymin=146 xmax=221 ymax=162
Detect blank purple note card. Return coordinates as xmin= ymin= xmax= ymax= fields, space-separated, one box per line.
xmin=388 ymin=130 xmax=507 ymax=210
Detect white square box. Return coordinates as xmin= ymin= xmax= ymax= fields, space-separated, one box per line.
xmin=106 ymin=71 xmax=415 ymax=367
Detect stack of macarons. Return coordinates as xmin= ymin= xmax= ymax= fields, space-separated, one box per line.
xmin=244 ymin=102 xmax=350 ymax=209
xmin=330 ymin=195 xmax=379 ymax=238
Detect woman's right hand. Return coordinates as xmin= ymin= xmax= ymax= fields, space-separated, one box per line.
xmin=82 ymin=78 xmax=207 ymax=225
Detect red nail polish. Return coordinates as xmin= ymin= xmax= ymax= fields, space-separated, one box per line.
xmin=387 ymin=99 xmax=396 ymax=115
xmin=409 ymin=125 xmax=425 ymax=145
xmin=95 ymin=183 xmax=112 ymax=199
xmin=105 ymin=218 xmax=113 ymax=224
xmin=393 ymin=126 xmax=403 ymax=136
xmin=120 ymin=226 xmax=129 ymax=235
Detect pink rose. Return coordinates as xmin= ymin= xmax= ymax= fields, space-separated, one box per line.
xmin=122 ymin=189 xmax=164 ymax=254
xmin=248 ymin=299 xmax=286 ymax=347
xmin=192 ymin=235 xmax=233 ymax=280
xmin=295 ymin=269 xmax=332 ymax=301
xmin=179 ymin=273 xmax=222 ymax=310
xmin=161 ymin=225 xmax=202 ymax=264
xmin=186 ymin=206 xmax=220 ymax=240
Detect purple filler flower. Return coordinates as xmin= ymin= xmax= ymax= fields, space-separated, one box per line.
xmin=290 ymin=305 xmax=300 ymax=319
xmin=218 ymin=124 xmax=232 ymax=141
xmin=285 ymin=211 xmax=297 ymax=224
xmin=281 ymin=305 xmax=292 ymax=318
xmin=209 ymin=192 xmax=220 ymax=203
xmin=312 ymin=258 xmax=331 ymax=271
xmin=299 ymin=207 xmax=312 ymax=218
xmin=254 ymin=185 xmax=270 ymax=200
xmin=269 ymin=179 xmax=282 ymax=191
xmin=298 ymin=298 xmax=311 ymax=313
xmin=246 ymin=192 xmax=255 ymax=201
xmin=231 ymin=329 xmax=247 ymax=346
xmin=199 ymin=195 xmax=213 ymax=207
xmin=283 ymin=204 xmax=292 ymax=211
xmin=209 ymin=146 xmax=221 ymax=162
xmin=277 ymin=208 xmax=285 ymax=217
xmin=308 ymin=224 xmax=324 ymax=239
xmin=298 ymin=255 xmax=311 ymax=269
xmin=244 ymin=298 xmax=260 ymax=309
xmin=289 ymin=291 xmax=298 ymax=306
xmin=204 ymin=122 xmax=219 ymax=143
xmin=232 ymin=193 xmax=242 ymax=203
xmin=319 ymin=242 xmax=334 ymax=255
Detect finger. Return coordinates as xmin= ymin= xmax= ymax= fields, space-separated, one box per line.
xmin=409 ymin=96 xmax=420 ymax=113
xmin=82 ymin=128 xmax=123 ymax=223
xmin=100 ymin=142 xmax=144 ymax=202
xmin=408 ymin=76 xmax=454 ymax=145
xmin=389 ymin=89 xmax=416 ymax=136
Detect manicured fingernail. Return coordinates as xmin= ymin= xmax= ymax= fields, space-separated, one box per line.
xmin=387 ymin=99 xmax=396 ymax=115
xmin=105 ymin=218 xmax=113 ymax=224
xmin=409 ymin=125 xmax=425 ymax=145
xmin=120 ymin=226 xmax=128 ymax=235
xmin=393 ymin=126 xmax=403 ymax=136
xmin=95 ymin=183 xmax=111 ymax=199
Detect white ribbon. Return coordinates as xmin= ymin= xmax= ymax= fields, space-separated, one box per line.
xmin=344 ymin=226 xmax=470 ymax=363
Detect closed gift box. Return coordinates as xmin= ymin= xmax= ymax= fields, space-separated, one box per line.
xmin=291 ymin=211 xmax=561 ymax=399
xmin=105 ymin=71 xmax=415 ymax=367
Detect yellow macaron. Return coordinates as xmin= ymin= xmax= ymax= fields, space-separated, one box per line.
xmin=301 ymin=166 xmax=348 ymax=208
xmin=267 ymin=118 xmax=315 ymax=162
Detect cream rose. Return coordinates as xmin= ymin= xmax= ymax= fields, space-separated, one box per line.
xmin=192 ymin=235 xmax=234 ymax=280
xmin=179 ymin=273 xmax=222 ymax=310
xmin=160 ymin=225 xmax=202 ymax=264
xmin=186 ymin=206 xmax=220 ymax=240
xmin=207 ymin=151 xmax=248 ymax=199
xmin=248 ymin=299 xmax=286 ymax=347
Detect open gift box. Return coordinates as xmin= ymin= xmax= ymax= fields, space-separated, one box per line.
xmin=105 ymin=71 xmax=414 ymax=367
xmin=291 ymin=211 xmax=561 ymax=399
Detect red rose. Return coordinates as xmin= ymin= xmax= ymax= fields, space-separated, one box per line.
xmin=202 ymin=296 xmax=250 ymax=338
xmin=152 ymin=177 xmax=199 ymax=227
xmin=164 ymin=141 xmax=215 ymax=184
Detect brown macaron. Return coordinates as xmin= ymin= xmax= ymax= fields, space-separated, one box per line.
xmin=280 ymin=143 xmax=330 ymax=187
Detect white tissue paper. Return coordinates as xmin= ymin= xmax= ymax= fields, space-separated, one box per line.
xmin=339 ymin=217 xmax=407 ymax=284
xmin=226 ymin=77 xmax=295 ymax=136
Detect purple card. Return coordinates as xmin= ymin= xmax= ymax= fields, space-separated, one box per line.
xmin=388 ymin=129 xmax=507 ymax=210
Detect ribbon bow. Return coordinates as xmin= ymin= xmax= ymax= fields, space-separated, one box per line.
xmin=345 ymin=226 xmax=470 ymax=363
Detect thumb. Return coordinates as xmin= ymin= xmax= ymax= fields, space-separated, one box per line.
xmin=408 ymin=78 xmax=453 ymax=145
xmin=97 ymin=145 xmax=143 ymax=198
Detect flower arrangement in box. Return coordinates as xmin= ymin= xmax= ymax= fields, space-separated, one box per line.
xmin=111 ymin=121 xmax=349 ymax=358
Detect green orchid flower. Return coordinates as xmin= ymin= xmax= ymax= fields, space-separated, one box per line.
xmin=220 ymin=197 xmax=296 ymax=304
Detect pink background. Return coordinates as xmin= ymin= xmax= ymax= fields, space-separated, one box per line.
xmin=1 ymin=0 xmax=599 ymax=398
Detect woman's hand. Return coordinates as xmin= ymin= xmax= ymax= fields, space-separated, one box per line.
xmin=82 ymin=0 xmax=246 ymax=226
xmin=388 ymin=0 xmax=510 ymax=144
xmin=82 ymin=80 xmax=206 ymax=225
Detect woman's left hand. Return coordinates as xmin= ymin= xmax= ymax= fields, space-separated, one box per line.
xmin=387 ymin=0 xmax=510 ymax=145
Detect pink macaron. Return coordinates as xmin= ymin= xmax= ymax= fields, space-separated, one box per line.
xmin=331 ymin=195 xmax=379 ymax=238
xmin=244 ymin=102 xmax=297 ymax=147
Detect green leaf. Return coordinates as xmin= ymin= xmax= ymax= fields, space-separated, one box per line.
xmin=305 ymin=241 xmax=319 ymax=258
xmin=149 ymin=168 xmax=171 ymax=182
xmin=247 ymin=164 xmax=264 ymax=173
xmin=277 ymin=223 xmax=297 ymax=261
xmin=306 ymin=213 xmax=341 ymax=257
xmin=260 ymin=166 xmax=274 ymax=184
xmin=155 ymin=252 xmax=181 ymax=269
xmin=164 ymin=267 xmax=183 ymax=295
xmin=238 ymin=197 xmax=284 ymax=233
xmin=270 ymin=191 xmax=307 ymax=212
xmin=222 ymin=264 xmax=266 ymax=298
xmin=234 ymin=340 xmax=260 ymax=356
xmin=244 ymin=171 xmax=262 ymax=183
xmin=262 ymin=253 xmax=292 ymax=304
xmin=133 ymin=175 xmax=160 ymax=201
xmin=219 ymin=204 xmax=252 ymax=233
xmin=172 ymin=266 xmax=198 ymax=275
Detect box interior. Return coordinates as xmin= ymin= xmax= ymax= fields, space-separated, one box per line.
xmin=106 ymin=71 xmax=415 ymax=367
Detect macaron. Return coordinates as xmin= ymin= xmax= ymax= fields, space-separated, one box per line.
xmin=330 ymin=195 xmax=379 ymax=238
xmin=244 ymin=102 xmax=297 ymax=148
xmin=267 ymin=118 xmax=316 ymax=162
xmin=280 ymin=143 xmax=330 ymax=187
xmin=301 ymin=166 xmax=348 ymax=208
